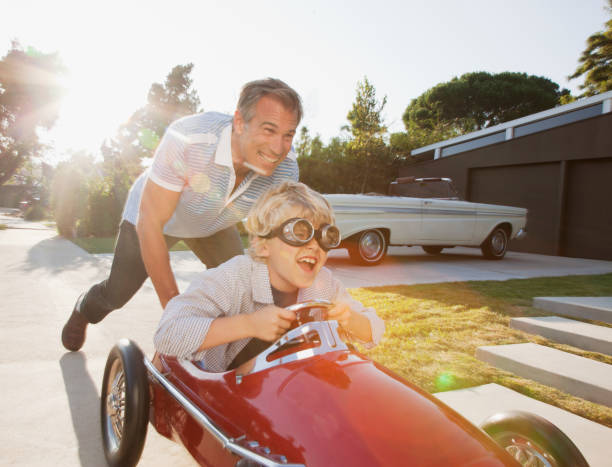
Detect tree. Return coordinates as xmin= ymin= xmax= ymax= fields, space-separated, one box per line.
xmin=0 ymin=42 xmax=65 ymax=185
xmin=344 ymin=77 xmax=395 ymax=193
xmin=50 ymin=150 xmax=93 ymax=237
xmin=99 ymin=64 xmax=202 ymax=224
xmin=569 ymin=1 xmax=612 ymax=96
xmin=403 ymin=72 xmax=565 ymax=136
xmin=298 ymin=134 xmax=350 ymax=193
xmin=134 ymin=63 xmax=202 ymax=153
xmin=102 ymin=63 xmax=202 ymax=170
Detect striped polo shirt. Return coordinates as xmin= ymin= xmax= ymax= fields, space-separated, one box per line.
xmin=122 ymin=112 xmax=299 ymax=238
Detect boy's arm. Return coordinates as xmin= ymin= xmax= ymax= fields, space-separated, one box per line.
xmin=197 ymin=305 xmax=295 ymax=352
xmin=327 ymin=302 xmax=373 ymax=343
xmin=327 ymin=277 xmax=385 ymax=347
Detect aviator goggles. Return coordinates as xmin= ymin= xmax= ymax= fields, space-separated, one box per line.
xmin=261 ymin=218 xmax=341 ymax=251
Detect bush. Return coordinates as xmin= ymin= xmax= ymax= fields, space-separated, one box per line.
xmin=51 ymin=166 xmax=88 ymax=238
xmin=24 ymin=204 xmax=47 ymax=221
xmin=82 ymin=179 xmax=122 ymax=237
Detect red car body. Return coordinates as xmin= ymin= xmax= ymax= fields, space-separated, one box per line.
xmin=149 ymin=335 xmax=515 ymax=466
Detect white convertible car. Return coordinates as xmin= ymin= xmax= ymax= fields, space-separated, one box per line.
xmin=324 ymin=177 xmax=527 ymax=265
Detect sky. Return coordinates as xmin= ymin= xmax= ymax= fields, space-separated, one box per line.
xmin=3 ymin=0 xmax=610 ymax=165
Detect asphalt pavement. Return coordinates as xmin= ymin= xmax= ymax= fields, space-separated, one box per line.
xmin=2 ymin=210 xmax=612 ymax=466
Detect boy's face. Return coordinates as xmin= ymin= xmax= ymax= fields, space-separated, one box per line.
xmin=259 ymin=217 xmax=329 ymax=292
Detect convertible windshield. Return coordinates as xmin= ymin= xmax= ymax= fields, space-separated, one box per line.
xmin=388 ymin=178 xmax=460 ymax=199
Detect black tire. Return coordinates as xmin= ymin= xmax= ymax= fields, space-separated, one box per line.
xmin=480 ymin=411 xmax=588 ymax=467
xmin=101 ymin=339 xmax=150 ymax=467
xmin=422 ymin=246 xmax=444 ymax=255
xmin=347 ymin=229 xmax=388 ymax=265
xmin=481 ymin=226 xmax=508 ymax=260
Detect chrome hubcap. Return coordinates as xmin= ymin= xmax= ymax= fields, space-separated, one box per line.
xmin=504 ymin=438 xmax=555 ymax=467
xmin=360 ymin=231 xmax=383 ymax=260
xmin=104 ymin=359 xmax=126 ymax=453
xmin=491 ymin=230 xmax=507 ymax=255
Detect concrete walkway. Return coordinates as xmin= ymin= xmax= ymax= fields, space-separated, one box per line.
xmin=533 ymin=297 xmax=612 ymax=324
xmin=511 ymin=316 xmax=612 ymax=355
xmin=0 ymin=213 xmax=197 ymax=466
xmin=477 ymin=343 xmax=612 ymax=407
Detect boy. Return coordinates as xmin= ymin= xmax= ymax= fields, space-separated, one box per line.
xmin=154 ymin=181 xmax=384 ymax=372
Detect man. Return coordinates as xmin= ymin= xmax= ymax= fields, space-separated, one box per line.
xmin=61 ymin=78 xmax=302 ymax=352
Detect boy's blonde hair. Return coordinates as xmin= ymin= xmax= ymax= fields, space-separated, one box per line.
xmin=245 ymin=181 xmax=335 ymax=260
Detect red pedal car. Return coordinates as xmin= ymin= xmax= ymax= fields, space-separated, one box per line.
xmin=100 ymin=301 xmax=588 ymax=467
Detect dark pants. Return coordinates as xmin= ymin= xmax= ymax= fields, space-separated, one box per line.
xmin=79 ymin=220 xmax=244 ymax=323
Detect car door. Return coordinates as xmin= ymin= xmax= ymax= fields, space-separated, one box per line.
xmin=420 ymin=198 xmax=476 ymax=242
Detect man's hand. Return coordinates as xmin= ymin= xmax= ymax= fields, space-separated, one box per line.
xmin=247 ymin=305 xmax=296 ymax=342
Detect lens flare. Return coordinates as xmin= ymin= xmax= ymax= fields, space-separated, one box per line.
xmin=190 ymin=173 xmax=210 ymax=194
xmin=139 ymin=128 xmax=160 ymax=150
xmin=435 ymin=372 xmax=456 ymax=391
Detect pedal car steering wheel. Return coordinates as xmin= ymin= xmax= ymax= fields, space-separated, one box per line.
xmin=286 ymin=300 xmax=332 ymax=329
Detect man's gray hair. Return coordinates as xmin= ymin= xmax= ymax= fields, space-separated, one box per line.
xmin=238 ymin=78 xmax=303 ymax=124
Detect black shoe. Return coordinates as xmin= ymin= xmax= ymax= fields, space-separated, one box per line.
xmin=61 ymin=295 xmax=88 ymax=351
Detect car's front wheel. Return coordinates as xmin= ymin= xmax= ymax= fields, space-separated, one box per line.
xmin=481 ymin=411 xmax=588 ymax=467
xmin=101 ymin=339 xmax=150 ymax=467
xmin=481 ymin=226 xmax=508 ymax=260
xmin=348 ymin=229 xmax=388 ymax=265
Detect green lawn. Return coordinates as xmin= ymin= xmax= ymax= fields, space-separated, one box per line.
xmin=351 ymin=274 xmax=612 ymax=428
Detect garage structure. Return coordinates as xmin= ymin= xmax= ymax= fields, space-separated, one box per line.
xmin=401 ymin=91 xmax=612 ymax=260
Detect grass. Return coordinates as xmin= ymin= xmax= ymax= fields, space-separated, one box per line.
xmin=350 ymin=273 xmax=612 ymax=428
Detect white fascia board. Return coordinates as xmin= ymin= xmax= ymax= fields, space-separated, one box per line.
xmin=411 ymin=90 xmax=612 ymax=156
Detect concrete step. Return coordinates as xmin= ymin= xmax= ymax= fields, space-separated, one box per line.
xmin=434 ymin=383 xmax=612 ymax=467
xmin=476 ymin=343 xmax=612 ymax=406
xmin=511 ymin=316 xmax=612 ymax=356
xmin=533 ymin=297 xmax=612 ymax=324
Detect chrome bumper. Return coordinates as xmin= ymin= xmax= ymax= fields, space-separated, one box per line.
xmin=515 ymin=228 xmax=527 ymax=240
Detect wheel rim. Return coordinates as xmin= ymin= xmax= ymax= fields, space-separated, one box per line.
xmin=500 ymin=435 xmax=557 ymax=467
xmin=491 ymin=229 xmax=507 ymax=255
xmin=359 ymin=231 xmax=383 ymax=261
xmin=104 ymin=358 xmax=126 ymax=454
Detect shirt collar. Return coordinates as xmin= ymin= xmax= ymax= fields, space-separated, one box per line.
xmin=213 ymin=124 xmax=233 ymax=168
xmin=214 ymin=123 xmax=298 ymax=168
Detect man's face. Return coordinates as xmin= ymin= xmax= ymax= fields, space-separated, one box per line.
xmin=233 ymin=95 xmax=298 ymax=176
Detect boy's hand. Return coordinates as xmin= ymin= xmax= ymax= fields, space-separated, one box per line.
xmin=248 ymin=305 xmax=296 ymax=342
xmin=327 ymin=302 xmax=352 ymax=329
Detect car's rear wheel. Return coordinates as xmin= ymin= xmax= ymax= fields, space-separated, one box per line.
xmin=348 ymin=229 xmax=388 ymax=265
xmin=101 ymin=339 xmax=149 ymax=467
xmin=481 ymin=411 xmax=588 ymax=467
xmin=422 ymin=246 xmax=444 ymax=255
xmin=481 ymin=226 xmax=508 ymax=260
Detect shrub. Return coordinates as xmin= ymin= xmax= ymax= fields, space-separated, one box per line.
xmin=24 ymin=204 xmax=47 ymax=221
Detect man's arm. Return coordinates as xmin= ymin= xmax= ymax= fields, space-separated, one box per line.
xmin=136 ymin=178 xmax=182 ymax=308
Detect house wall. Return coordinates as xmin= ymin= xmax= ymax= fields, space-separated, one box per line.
xmin=399 ymin=113 xmax=612 ymax=260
